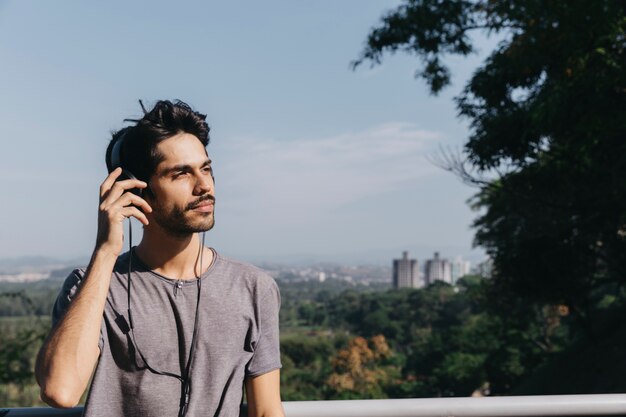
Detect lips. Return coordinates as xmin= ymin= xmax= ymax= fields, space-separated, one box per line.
xmin=190 ymin=201 xmax=214 ymax=213
xmin=187 ymin=195 xmax=215 ymax=211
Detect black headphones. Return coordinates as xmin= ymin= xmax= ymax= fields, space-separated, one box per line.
xmin=107 ymin=130 xmax=145 ymax=197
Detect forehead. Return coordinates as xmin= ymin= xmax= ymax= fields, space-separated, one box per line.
xmin=154 ymin=133 xmax=208 ymax=168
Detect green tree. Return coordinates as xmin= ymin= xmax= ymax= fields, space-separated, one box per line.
xmin=280 ymin=332 xmax=337 ymax=401
xmin=354 ymin=0 xmax=626 ymax=329
xmin=0 ymin=292 xmax=49 ymax=406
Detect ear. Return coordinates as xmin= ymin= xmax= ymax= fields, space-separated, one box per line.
xmin=143 ymin=185 xmax=156 ymax=203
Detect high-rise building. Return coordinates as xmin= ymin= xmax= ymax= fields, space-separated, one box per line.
xmin=424 ymin=252 xmax=452 ymax=285
xmin=450 ymin=256 xmax=471 ymax=284
xmin=393 ymin=251 xmax=419 ymax=289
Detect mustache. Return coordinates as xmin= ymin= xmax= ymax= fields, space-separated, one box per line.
xmin=186 ymin=194 xmax=215 ymax=210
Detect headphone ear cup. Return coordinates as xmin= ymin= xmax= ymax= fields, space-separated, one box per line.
xmin=110 ymin=131 xmax=143 ymax=197
xmin=110 ymin=133 xmax=125 ymax=172
xmin=117 ymin=169 xmax=143 ymax=197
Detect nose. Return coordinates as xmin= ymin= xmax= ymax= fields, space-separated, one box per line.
xmin=194 ymin=170 xmax=214 ymax=195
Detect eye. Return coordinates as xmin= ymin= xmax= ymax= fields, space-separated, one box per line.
xmin=173 ymin=171 xmax=188 ymax=179
xmin=200 ymin=164 xmax=213 ymax=176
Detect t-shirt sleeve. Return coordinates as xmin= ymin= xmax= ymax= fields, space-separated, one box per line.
xmin=245 ymin=279 xmax=282 ymax=377
xmin=52 ymin=268 xmax=105 ymax=352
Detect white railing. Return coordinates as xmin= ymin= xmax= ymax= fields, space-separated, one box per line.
xmin=3 ymin=394 xmax=626 ymax=416
xmin=283 ymin=394 xmax=626 ymax=416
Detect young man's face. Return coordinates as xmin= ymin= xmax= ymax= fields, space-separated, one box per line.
xmin=146 ymin=132 xmax=215 ymax=236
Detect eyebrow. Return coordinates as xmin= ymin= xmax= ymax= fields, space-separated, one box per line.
xmin=159 ymin=159 xmax=212 ymax=177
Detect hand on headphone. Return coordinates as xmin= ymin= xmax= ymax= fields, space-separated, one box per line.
xmin=95 ymin=167 xmax=153 ymax=256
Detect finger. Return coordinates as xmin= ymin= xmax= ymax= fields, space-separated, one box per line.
xmin=121 ymin=206 xmax=150 ymax=226
xmin=116 ymin=193 xmax=153 ymax=214
xmin=101 ymin=179 xmax=149 ymax=204
xmin=100 ymin=167 xmax=123 ymax=198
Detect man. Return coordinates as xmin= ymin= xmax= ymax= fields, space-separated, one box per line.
xmin=35 ymin=100 xmax=284 ymax=417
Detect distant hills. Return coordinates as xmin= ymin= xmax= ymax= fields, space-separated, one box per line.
xmin=0 ymin=255 xmax=86 ymax=276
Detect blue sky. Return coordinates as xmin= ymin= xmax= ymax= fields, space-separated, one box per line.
xmin=0 ymin=1 xmax=497 ymax=265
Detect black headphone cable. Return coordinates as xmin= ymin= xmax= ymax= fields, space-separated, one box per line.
xmin=104 ymin=218 xmax=205 ymax=417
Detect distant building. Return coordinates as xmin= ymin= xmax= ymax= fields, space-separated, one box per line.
xmin=450 ymin=256 xmax=471 ymax=284
xmin=424 ymin=252 xmax=452 ymax=285
xmin=393 ymin=251 xmax=419 ymax=289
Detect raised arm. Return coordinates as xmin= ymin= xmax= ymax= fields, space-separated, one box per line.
xmin=35 ymin=168 xmax=151 ymax=408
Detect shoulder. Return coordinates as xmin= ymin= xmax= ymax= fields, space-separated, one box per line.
xmin=60 ymin=267 xmax=87 ymax=294
xmin=52 ymin=267 xmax=87 ymax=325
xmin=215 ymin=253 xmax=271 ymax=278
xmin=61 ymin=251 xmax=133 ymax=285
xmin=212 ymin=253 xmax=279 ymax=296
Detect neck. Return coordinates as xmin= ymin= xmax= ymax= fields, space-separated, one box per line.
xmin=135 ymin=224 xmax=213 ymax=280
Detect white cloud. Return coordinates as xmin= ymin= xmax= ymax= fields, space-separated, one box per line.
xmin=213 ymin=122 xmax=445 ymax=222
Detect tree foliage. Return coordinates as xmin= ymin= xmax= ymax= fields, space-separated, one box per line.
xmin=278 ymin=277 xmax=576 ymax=399
xmin=327 ymin=335 xmax=399 ymax=399
xmin=0 ymin=292 xmax=49 ymax=407
xmin=0 ymin=293 xmax=48 ymax=385
xmin=355 ymin=0 xmax=626 ymax=325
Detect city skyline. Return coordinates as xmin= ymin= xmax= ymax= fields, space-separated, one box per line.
xmin=392 ymin=250 xmax=474 ymax=289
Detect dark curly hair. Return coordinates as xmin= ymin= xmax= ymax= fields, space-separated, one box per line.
xmin=105 ymin=100 xmax=210 ymax=186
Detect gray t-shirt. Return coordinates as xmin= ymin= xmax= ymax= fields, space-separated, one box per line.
xmin=52 ymin=249 xmax=281 ymax=417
